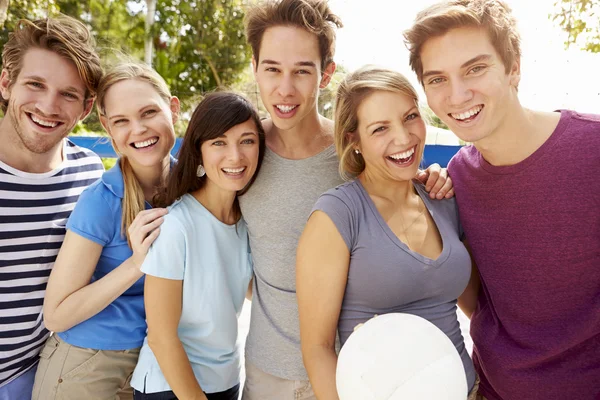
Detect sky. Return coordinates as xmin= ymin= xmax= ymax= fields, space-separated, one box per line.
xmin=328 ymin=0 xmax=600 ymax=114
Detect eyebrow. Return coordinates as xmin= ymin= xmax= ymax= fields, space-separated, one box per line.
xmin=216 ymin=131 xmax=258 ymax=139
xmin=108 ymin=104 xmax=158 ymax=120
xmin=21 ymin=75 xmax=84 ymax=96
xmin=366 ymin=120 xmax=390 ymax=130
xmin=260 ymin=59 xmax=317 ymax=68
xmin=422 ymin=54 xmax=492 ymax=79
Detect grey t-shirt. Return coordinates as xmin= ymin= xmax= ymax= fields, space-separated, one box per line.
xmin=239 ymin=145 xmax=343 ymax=380
xmin=313 ymin=179 xmax=476 ymax=391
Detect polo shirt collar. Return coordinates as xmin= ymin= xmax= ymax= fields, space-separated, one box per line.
xmin=101 ymin=155 xmax=177 ymax=199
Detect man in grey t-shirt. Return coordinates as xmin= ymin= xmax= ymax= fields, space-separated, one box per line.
xmin=240 ymin=1 xmax=453 ymax=399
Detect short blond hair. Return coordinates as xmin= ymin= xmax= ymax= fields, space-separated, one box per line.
xmin=245 ymin=0 xmax=343 ymax=72
xmin=404 ymin=0 xmax=521 ymax=84
xmin=334 ymin=65 xmax=420 ymax=180
xmin=1 ymin=15 xmax=102 ymax=112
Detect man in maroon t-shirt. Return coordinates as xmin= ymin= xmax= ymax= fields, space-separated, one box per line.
xmin=404 ymin=1 xmax=600 ymax=399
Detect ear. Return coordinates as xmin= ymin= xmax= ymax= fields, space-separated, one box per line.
xmin=170 ymin=96 xmax=181 ymax=125
xmin=81 ymin=96 xmax=95 ymax=120
xmin=508 ymin=58 xmax=521 ymax=88
xmin=0 ymin=69 xmax=12 ymax=100
xmin=320 ymin=61 xmax=336 ymax=89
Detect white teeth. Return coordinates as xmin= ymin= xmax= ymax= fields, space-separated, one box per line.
xmin=389 ymin=147 xmax=415 ymax=160
xmin=133 ymin=138 xmax=158 ymax=149
xmin=275 ymin=105 xmax=297 ymax=113
xmin=31 ymin=114 xmax=58 ymax=128
xmin=451 ymin=105 xmax=482 ymax=121
xmin=222 ymin=167 xmax=245 ymax=174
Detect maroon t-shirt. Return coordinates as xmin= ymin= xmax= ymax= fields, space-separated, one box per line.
xmin=448 ymin=110 xmax=600 ymax=400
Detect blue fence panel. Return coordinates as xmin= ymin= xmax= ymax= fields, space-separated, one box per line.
xmin=69 ymin=137 xmax=463 ymax=168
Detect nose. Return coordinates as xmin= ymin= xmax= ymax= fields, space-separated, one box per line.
xmin=228 ymin=144 xmax=242 ymax=162
xmin=392 ymin=124 xmax=412 ymax=146
xmin=276 ymin=74 xmax=295 ymax=98
xmin=35 ymin=92 xmax=61 ymax=117
xmin=130 ymin=118 xmax=147 ymax=135
xmin=448 ymin=78 xmax=473 ymax=108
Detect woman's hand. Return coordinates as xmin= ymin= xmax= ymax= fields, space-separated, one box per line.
xmin=128 ymin=208 xmax=168 ymax=268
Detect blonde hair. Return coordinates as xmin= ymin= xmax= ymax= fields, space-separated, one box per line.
xmin=334 ymin=65 xmax=420 ymax=180
xmin=1 ymin=15 xmax=102 ymax=112
xmin=403 ymin=0 xmax=521 ymax=84
xmin=245 ymin=0 xmax=343 ymax=72
xmin=96 ymin=62 xmax=173 ymax=245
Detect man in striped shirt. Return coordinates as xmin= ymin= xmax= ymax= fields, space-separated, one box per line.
xmin=0 ymin=16 xmax=104 ymax=399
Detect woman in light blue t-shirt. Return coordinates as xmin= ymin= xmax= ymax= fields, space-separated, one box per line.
xmin=33 ymin=63 xmax=178 ymax=399
xmin=130 ymin=92 xmax=265 ymax=400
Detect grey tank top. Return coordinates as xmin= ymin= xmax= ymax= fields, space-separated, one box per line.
xmin=239 ymin=144 xmax=343 ymax=380
xmin=313 ymin=179 xmax=476 ymax=391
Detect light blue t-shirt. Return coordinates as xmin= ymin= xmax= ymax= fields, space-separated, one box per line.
xmin=58 ymin=160 xmax=149 ymax=350
xmin=131 ymin=193 xmax=252 ymax=394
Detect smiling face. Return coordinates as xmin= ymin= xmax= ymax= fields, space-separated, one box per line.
xmin=420 ymin=26 xmax=521 ymax=144
xmin=0 ymin=48 xmax=93 ymax=154
xmin=253 ymin=25 xmax=334 ymax=131
xmin=355 ymin=90 xmax=426 ymax=183
xmin=100 ymin=78 xmax=177 ymax=169
xmin=200 ymin=118 xmax=261 ymax=194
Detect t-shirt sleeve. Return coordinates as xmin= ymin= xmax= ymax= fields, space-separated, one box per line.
xmin=311 ymin=191 xmax=356 ymax=251
xmin=141 ymin=215 xmax=186 ymax=280
xmin=66 ymin=186 xmax=115 ymax=246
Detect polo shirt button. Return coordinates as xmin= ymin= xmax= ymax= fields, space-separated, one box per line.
xmin=58 ymin=378 xmax=63 ymax=383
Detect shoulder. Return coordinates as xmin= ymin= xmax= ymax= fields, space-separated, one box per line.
xmin=64 ymin=139 xmax=104 ymax=166
xmin=448 ymin=145 xmax=478 ymax=175
xmin=560 ymin=109 xmax=600 ymax=134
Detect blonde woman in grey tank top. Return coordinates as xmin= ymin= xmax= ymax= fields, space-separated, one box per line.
xmin=296 ymin=66 xmax=479 ymax=400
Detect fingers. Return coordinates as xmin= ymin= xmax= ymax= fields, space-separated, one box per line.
xmin=129 ymin=208 xmax=168 ymax=230
xmin=141 ymin=227 xmax=161 ymax=249
xmin=435 ymin=175 xmax=454 ymax=199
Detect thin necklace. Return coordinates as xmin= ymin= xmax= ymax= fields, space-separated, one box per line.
xmin=400 ymin=197 xmax=426 ymax=250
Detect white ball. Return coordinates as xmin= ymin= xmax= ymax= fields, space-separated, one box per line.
xmin=336 ymin=313 xmax=468 ymax=400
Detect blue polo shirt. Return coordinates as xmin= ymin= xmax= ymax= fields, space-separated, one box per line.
xmin=57 ymin=158 xmax=171 ymax=350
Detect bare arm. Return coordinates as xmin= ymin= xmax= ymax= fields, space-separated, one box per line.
xmin=297 ymin=211 xmax=350 ymax=400
xmin=246 ymin=278 xmax=253 ymax=301
xmin=457 ymin=239 xmax=481 ymax=319
xmin=43 ymin=208 xmax=167 ymax=333
xmin=145 ymin=275 xmax=207 ymax=400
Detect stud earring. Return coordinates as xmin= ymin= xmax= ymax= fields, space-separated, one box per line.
xmin=196 ymin=165 xmax=205 ymax=177
xmin=354 ymin=149 xmax=360 ymax=155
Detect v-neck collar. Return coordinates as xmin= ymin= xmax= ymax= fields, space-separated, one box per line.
xmin=354 ymin=179 xmax=451 ymax=266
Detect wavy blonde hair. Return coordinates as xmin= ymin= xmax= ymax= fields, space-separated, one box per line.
xmin=96 ymin=62 xmax=173 ymax=245
xmin=334 ymin=65 xmax=420 ymax=180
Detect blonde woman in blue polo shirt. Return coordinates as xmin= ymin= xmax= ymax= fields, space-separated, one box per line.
xmin=32 ymin=63 xmax=178 ymax=399
xmin=129 ymin=92 xmax=264 ymax=400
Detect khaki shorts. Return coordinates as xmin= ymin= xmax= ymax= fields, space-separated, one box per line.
xmin=32 ymin=334 xmax=140 ymax=400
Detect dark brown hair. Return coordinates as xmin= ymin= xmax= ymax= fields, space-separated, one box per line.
xmin=245 ymin=0 xmax=343 ymax=72
xmin=1 ymin=15 xmax=102 ymax=112
xmin=154 ymin=92 xmax=266 ymax=217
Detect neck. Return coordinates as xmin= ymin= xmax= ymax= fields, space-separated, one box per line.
xmin=358 ymin=169 xmax=417 ymax=206
xmin=474 ymin=105 xmax=558 ymax=166
xmin=192 ymin=182 xmax=238 ymax=225
xmin=0 ymin=118 xmax=64 ymax=173
xmin=267 ymin=108 xmax=334 ymax=159
xmin=130 ymin=156 xmax=170 ymax=204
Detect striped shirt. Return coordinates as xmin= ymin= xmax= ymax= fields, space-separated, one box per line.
xmin=0 ymin=139 xmax=104 ymax=387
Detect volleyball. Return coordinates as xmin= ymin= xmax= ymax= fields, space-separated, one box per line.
xmin=336 ymin=313 xmax=468 ymax=400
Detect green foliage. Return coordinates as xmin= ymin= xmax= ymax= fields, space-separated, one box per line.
xmin=421 ymin=106 xmax=449 ymax=130
xmin=101 ymin=157 xmax=117 ymax=170
xmin=318 ymin=64 xmax=348 ymax=120
xmin=0 ymin=0 xmax=252 ymax=136
xmin=551 ymin=0 xmax=600 ymax=52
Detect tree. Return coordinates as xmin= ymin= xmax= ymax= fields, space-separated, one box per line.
xmin=0 ymin=0 xmax=252 ymax=135
xmin=551 ymin=0 xmax=600 ymax=52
